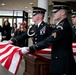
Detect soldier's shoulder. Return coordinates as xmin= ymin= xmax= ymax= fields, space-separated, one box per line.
xmin=56 ymin=22 xmax=64 ymax=30
xmin=41 ymin=22 xmax=50 ymax=28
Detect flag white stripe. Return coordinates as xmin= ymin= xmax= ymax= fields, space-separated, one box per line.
xmin=73 ymin=48 xmax=76 ymax=52
xmin=0 ymin=44 xmax=12 ymax=53
xmin=0 ymin=46 xmax=17 ymax=60
xmin=9 ymin=52 xmax=20 ymax=74
xmin=72 ymin=43 xmax=76 ymax=46
xmin=42 ymin=48 xmax=51 ymax=51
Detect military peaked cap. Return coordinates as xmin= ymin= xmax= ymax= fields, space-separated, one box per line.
xmin=32 ymin=6 xmax=46 ymax=16
xmin=52 ymin=1 xmax=69 ymax=13
xmin=71 ymin=9 xmax=76 ymax=18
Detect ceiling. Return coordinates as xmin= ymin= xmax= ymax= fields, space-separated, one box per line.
xmin=0 ymin=0 xmax=76 ymax=12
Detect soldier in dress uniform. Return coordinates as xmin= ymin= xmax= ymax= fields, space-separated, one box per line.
xmin=9 ymin=6 xmax=53 ymax=45
xmin=26 ymin=1 xmax=76 ymax=75
xmin=71 ymin=9 xmax=76 ymax=42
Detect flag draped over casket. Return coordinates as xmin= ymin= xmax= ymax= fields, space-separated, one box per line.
xmin=0 ymin=42 xmax=22 ymax=75
xmin=35 ymin=42 xmax=76 ymax=56
xmin=0 ymin=41 xmax=76 ymax=75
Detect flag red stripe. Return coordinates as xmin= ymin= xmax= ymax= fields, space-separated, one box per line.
xmin=0 ymin=46 xmax=12 ymax=55
xmin=4 ymin=48 xmax=18 ymax=70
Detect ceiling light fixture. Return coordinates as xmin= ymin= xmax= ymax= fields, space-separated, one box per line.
xmin=30 ymin=3 xmax=33 ymax=5
xmin=30 ymin=3 xmax=34 ymax=6
xmin=1 ymin=3 xmax=5 ymax=6
xmin=25 ymin=7 xmax=27 ymax=8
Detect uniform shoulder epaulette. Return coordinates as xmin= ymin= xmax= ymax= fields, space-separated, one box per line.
xmin=59 ymin=22 xmax=64 ymax=26
xmin=56 ymin=22 xmax=64 ymax=30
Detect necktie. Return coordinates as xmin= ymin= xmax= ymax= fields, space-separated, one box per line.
xmin=36 ymin=25 xmax=38 ymax=28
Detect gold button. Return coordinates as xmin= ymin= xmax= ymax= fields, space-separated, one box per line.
xmin=35 ymin=38 xmax=37 ymax=40
xmin=55 ymin=57 xmax=57 ymax=59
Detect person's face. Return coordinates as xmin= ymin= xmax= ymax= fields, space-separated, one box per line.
xmin=24 ymin=21 xmax=26 ymax=24
xmin=13 ymin=24 xmax=16 ymax=28
xmin=71 ymin=17 xmax=76 ymax=25
xmin=20 ymin=25 xmax=23 ymax=28
xmin=20 ymin=25 xmax=24 ymax=31
xmin=32 ymin=14 xmax=39 ymax=23
xmin=5 ymin=21 xmax=8 ymax=25
xmin=52 ymin=10 xmax=62 ymax=21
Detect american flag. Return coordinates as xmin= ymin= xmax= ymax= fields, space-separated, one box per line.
xmin=0 ymin=41 xmax=22 ymax=75
xmin=0 ymin=41 xmax=76 ymax=75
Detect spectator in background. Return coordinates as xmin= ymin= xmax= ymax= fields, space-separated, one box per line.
xmin=13 ymin=23 xmax=27 ymax=47
xmin=2 ymin=20 xmax=11 ymax=41
xmin=71 ymin=9 xmax=76 ymax=42
xmin=0 ymin=25 xmax=3 ymax=32
xmin=23 ymin=20 xmax=28 ymax=46
xmin=11 ymin=23 xmax=17 ymax=39
xmin=23 ymin=20 xmax=28 ymax=29
xmin=0 ymin=25 xmax=3 ymax=42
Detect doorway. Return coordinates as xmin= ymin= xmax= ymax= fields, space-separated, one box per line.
xmin=0 ymin=17 xmax=23 ymax=28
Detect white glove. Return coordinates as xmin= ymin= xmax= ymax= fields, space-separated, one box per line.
xmin=2 ymin=40 xmax=13 ymax=44
xmin=2 ymin=40 xmax=9 ymax=44
xmin=20 ymin=47 xmax=29 ymax=54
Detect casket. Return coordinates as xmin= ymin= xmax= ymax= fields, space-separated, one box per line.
xmin=23 ymin=42 xmax=76 ymax=75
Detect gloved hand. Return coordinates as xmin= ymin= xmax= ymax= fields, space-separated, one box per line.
xmin=3 ymin=40 xmax=13 ymax=44
xmin=20 ymin=47 xmax=29 ymax=54
xmin=2 ymin=40 xmax=11 ymax=44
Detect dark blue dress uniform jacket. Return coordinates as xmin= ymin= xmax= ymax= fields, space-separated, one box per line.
xmin=29 ymin=18 xmax=76 ymax=75
xmin=72 ymin=25 xmax=76 ymax=42
xmin=11 ymin=21 xmax=53 ymax=45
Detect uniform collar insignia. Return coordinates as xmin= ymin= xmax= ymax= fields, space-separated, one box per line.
xmin=59 ymin=22 xmax=64 ymax=26
xmin=56 ymin=22 xmax=64 ymax=30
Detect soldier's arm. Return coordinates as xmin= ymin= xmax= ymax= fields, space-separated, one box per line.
xmin=29 ymin=26 xmax=65 ymax=53
xmin=11 ymin=31 xmax=29 ymax=45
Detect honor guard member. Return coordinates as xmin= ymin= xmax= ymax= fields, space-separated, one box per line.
xmin=71 ymin=9 xmax=76 ymax=42
xmin=10 ymin=6 xmax=53 ymax=45
xmin=26 ymin=1 xmax=76 ymax=75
